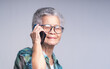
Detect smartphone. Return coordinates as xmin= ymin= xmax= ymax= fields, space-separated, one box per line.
xmin=32 ymin=24 xmax=46 ymax=44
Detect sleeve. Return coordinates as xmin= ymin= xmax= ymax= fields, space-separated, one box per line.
xmin=14 ymin=53 xmax=25 ymax=69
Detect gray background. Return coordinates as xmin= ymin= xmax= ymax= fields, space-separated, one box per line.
xmin=0 ymin=0 xmax=110 ymax=69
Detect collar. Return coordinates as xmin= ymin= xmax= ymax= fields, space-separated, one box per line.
xmin=43 ymin=51 xmax=58 ymax=64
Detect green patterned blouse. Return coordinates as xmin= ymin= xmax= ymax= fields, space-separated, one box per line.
xmin=14 ymin=47 xmax=62 ymax=69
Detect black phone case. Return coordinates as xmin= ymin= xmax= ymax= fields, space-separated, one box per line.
xmin=40 ymin=31 xmax=46 ymax=44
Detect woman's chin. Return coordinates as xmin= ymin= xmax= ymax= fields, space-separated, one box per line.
xmin=44 ymin=41 xmax=58 ymax=46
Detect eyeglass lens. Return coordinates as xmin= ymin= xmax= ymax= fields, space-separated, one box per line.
xmin=41 ymin=24 xmax=63 ymax=34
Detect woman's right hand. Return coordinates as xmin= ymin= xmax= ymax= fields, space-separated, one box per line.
xmin=30 ymin=24 xmax=46 ymax=69
xmin=30 ymin=24 xmax=44 ymax=44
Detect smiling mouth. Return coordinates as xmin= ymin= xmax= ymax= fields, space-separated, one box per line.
xmin=47 ymin=37 xmax=57 ymax=39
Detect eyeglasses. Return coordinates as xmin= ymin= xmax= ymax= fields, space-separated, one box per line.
xmin=41 ymin=24 xmax=64 ymax=34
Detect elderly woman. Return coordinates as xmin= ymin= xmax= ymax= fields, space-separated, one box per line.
xmin=14 ymin=7 xmax=64 ymax=69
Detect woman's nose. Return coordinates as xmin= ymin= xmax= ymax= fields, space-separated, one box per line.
xmin=49 ymin=27 xmax=55 ymax=34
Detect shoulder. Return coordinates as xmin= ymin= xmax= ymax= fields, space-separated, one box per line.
xmin=14 ymin=47 xmax=32 ymax=69
xmin=18 ymin=47 xmax=32 ymax=55
xmin=17 ymin=47 xmax=32 ymax=62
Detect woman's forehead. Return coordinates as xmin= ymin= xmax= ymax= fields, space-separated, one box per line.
xmin=42 ymin=15 xmax=60 ymax=26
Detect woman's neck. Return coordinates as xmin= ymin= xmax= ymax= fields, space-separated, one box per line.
xmin=42 ymin=44 xmax=55 ymax=58
xmin=42 ymin=44 xmax=55 ymax=65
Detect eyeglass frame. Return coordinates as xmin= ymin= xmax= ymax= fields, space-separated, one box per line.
xmin=40 ymin=24 xmax=64 ymax=34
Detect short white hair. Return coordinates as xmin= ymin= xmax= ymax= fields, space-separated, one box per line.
xmin=32 ymin=7 xmax=64 ymax=29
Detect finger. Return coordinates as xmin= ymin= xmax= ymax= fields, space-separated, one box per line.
xmin=32 ymin=25 xmax=40 ymax=34
xmin=30 ymin=32 xmax=33 ymax=37
xmin=34 ymin=25 xmax=44 ymax=33
xmin=37 ymin=26 xmax=45 ymax=32
xmin=33 ymin=24 xmax=39 ymax=31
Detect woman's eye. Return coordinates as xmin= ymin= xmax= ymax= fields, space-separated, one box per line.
xmin=43 ymin=25 xmax=51 ymax=30
xmin=45 ymin=26 xmax=50 ymax=29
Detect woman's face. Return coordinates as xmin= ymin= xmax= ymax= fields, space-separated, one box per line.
xmin=42 ymin=15 xmax=62 ymax=46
